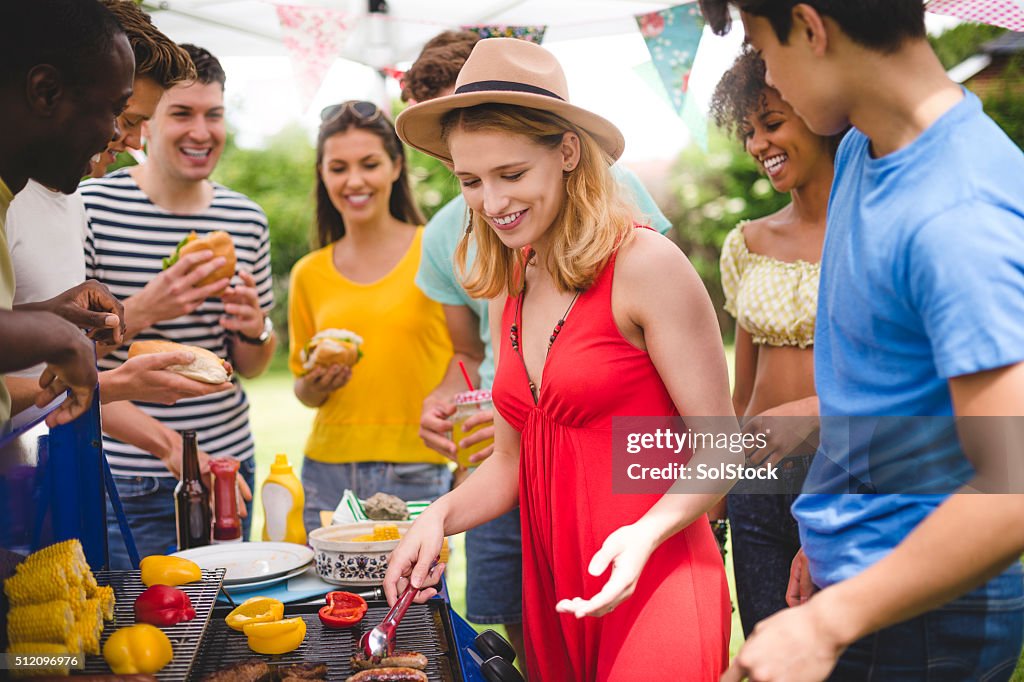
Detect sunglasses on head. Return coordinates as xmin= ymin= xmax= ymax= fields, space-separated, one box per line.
xmin=320 ymin=100 xmax=383 ymax=124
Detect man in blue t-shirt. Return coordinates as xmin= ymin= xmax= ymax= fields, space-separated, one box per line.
xmin=701 ymin=1 xmax=1024 ymax=680
xmin=405 ymin=30 xmax=673 ymax=673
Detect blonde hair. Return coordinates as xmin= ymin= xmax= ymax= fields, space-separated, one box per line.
xmin=445 ymin=104 xmax=636 ymax=298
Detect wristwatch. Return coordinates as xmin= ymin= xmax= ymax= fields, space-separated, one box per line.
xmin=237 ymin=314 xmax=274 ymax=345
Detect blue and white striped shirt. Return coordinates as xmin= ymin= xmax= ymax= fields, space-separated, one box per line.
xmin=81 ymin=169 xmax=273 ymax=477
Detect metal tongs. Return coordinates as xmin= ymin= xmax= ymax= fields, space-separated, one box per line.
xmin=358 ymin=581 xmax=421 ymax=657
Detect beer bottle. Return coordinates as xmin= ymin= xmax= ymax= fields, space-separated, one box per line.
xmin=175 ymin=430 xmax=211 ymax=550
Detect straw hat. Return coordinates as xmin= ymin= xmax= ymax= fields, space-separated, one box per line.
xmin=395 ymin=38 xmax=625 ymax=163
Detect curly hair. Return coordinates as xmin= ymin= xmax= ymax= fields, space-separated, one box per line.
xmin=711 ymin=45 xmax=846 ymax=153
xmin=400 ymin=30 xmax=480 ymax=103
xmin=709 ymin=45 xmax=769 ymax=141
xmin=100 ymin=0 xmax=195 ymax=88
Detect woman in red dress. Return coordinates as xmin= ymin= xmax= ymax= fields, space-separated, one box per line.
xmin=386 ymin=38 xmax=735 ymax=680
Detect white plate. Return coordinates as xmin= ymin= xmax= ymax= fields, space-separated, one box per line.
xmin=171 ymin=542 xmax=314 ymax=582
xmin=220 ymin=564 xmax=314 ymax=593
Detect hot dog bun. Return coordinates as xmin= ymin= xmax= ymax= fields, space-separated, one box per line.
xmin=301 ymin=329 xmax=363 ymax=371
xmin=128 ymin=340 xmax=232 ymax=384
xmin=163 ymin=230 xmax=236 ymax=288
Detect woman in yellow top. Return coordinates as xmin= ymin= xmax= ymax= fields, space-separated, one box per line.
xmin=710 ymin=47 xmax=843 ymax=637
xmin=289 ymin=101 xmax=453 ymax=532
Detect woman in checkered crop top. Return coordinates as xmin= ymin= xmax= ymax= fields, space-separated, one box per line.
xmin=710 ymin=45 xmax=846 ymax=638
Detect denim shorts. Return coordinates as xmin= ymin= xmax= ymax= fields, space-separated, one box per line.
xmin=465 ymin=506 xmax=523 ymax=624
xmin=105 ymin=457 xmax=256 ymax=570
xmin=829 ymin=562 xmax=1024 ymax=681
xmin=300 ymin=459 xmax=452 ymax=533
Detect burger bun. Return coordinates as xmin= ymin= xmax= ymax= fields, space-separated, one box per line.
xmin=128 ymin=340 xmax=233 ymax=384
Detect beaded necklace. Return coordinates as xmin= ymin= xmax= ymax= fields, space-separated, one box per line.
xmin=510 ymin=278 xmax=581 ymax=402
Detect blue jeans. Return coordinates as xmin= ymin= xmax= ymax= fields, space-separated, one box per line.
xmin=300 ymin=459 xmax=452 ymax=533
xmin=465 ymin=506 xmax=522 ymax=624
xmin=830 ymin=563 xmax=1024 ymax=681
xmin=728 ymin=456 xmax=810 ymax=636
xmin=105 ymin=457 xmax=256 ymax=569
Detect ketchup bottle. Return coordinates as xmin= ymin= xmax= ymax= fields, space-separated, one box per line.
xmin=209 ymin=457 xmax=242 ymax=543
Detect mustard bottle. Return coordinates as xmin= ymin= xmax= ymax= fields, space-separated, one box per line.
xmin=261 ymin=454 xmax=306 ymax=544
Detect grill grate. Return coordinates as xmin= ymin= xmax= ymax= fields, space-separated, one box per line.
xmin=77 ymin=568 xmax=226 ymax=681
xmin=189 ymin=601 xmax=460 ymax=681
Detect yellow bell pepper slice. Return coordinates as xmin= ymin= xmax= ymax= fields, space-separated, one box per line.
xmin=102 ymin=623 xmax=173 ymax=674
xmin=242 ymin=617 xmax=306 ymax=655
xmin=225 ymin=596 xmax=285 ymax=631
xmin=140 ymin=555 xmax=201 ymax=587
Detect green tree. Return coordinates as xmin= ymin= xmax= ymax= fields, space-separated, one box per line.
xmin=928 ymin=22 xmax=1006 ymax=71
xmin=983 ymin=53 xmax=1024 ymax=148
xmin=212 ymin=124 xmax=316 ymax=339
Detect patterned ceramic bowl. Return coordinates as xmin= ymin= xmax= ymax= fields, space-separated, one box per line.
xmin=308 ymin=521 xmax=412 ymax=586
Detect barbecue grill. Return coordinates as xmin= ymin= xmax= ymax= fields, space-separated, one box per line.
xmin=1 ymin=401 xmax=514 ymax=682
xmin=195 ymin=601 xmax=460 ymax=681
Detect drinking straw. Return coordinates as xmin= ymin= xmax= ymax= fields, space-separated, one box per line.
xmin=458 ymin=360 xmax=475 ymax=392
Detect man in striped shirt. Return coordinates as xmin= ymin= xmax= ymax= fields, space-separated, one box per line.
xmin=82 ymin=45 xmax=275 ymax=566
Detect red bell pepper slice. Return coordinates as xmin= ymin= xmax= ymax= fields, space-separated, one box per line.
xmin=134 ymin=584 xmax=196 ymax=626
xmin=318 ymin=591 xmax=368 ymax=629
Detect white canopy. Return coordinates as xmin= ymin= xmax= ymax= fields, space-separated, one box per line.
xmin=143 ymin=0 xmax=678 ymax=61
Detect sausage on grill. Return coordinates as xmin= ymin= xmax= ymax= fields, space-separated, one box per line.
xmin=344 ymin=667 xmax=428 ymax=682
xmin=351 ymin=651 xmax=428 ymax=671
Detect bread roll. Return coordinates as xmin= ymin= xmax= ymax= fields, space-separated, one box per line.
xmin=128 ymin=340 xmax=232 ymax=384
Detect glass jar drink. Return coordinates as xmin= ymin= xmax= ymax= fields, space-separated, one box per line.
xmin=451 ymin=389 xmax=494 ymax=470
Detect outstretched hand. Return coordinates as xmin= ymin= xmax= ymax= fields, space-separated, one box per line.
xmin=554 ymin=522 xmax=657 ymax=619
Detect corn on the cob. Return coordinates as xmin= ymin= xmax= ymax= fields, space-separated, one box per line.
xmin=372 ymin=524 xmax=401 ymax=541
xmin=6 ymin=642 xmax=74 ymax=678
xmin=97 ymin=585 xmax=116 ymax=621
xmin=73 ymin=598 xmax=103 ymax=635
xmin=4 ymin=566 xmax=72 ymax=606
xmin=348 ymin=524 xmax=402 ymax=542
xmin=8 ymin=602 xmax=76 ymax=647
xmin=75 ymin=619 xmax=101 ymax=656
xmin=71 ymin=593 xmax=102 ymax=643
xmin=20 ymin=540 xmax=88 ymax=587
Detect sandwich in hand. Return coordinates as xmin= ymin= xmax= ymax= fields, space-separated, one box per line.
xmin=301 ymin=329 xmax=363 ymax=372
xmin=162 ymin=230 xmax=237 ymax=287
xmin=129 ymin=340 xmax=233 ymax=384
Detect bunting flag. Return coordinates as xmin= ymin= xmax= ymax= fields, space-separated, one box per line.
xmin=926 ymin=0 xmax=1024 ymax=31
xmin=636 ymin=4 xmax=708 ymax=149
xmin=275 ymin=4 xmax=351 ymax=111
xmin=461 ymin=24 xmax=547 ymax=43
xmin=379 ymin=66 xmax=406 ymax=82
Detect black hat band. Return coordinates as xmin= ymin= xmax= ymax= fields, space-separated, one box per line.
xmin=454 ymin=80 xmax=565 ymax=101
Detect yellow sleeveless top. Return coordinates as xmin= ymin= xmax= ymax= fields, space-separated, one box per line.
xmin=720 ymin=223 xmax=818 ymax=348
xmin=288 ymin=228 xmax=452 ymax=464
